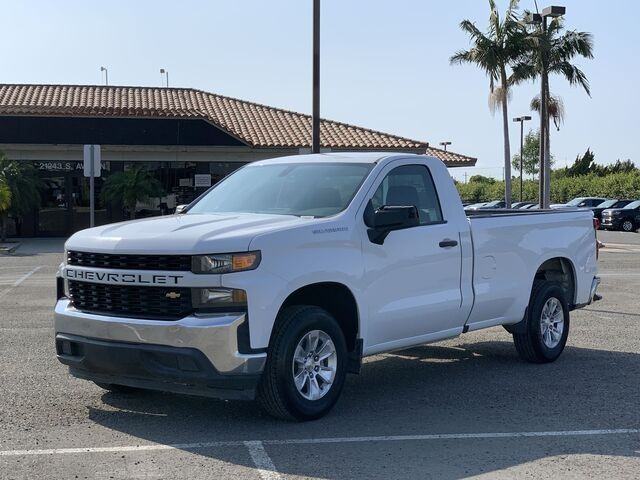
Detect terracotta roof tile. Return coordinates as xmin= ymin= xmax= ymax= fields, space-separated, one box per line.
xmin=0 ymin=84 xmax=476 ymax=166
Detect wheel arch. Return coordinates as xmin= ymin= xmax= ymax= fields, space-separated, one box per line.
xmin=276 ymin=282 xmax=360 ymax=353
xmin=534 ymin=257 xmax=577 ymax=308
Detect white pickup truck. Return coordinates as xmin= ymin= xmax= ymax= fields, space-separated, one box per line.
xmin=55 ymin=152 xmax=601 ymax=420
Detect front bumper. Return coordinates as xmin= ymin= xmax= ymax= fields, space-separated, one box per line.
xmin=54 ymin=299 xmax=266 ymax=399
xmin=601 ymin=217 xmax=621 ymax=229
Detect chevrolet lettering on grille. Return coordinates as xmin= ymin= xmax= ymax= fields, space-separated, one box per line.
xmin=64 ymin=267 xmax=184 ymax=285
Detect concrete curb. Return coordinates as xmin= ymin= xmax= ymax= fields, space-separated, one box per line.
xmin=0 ymin=242 xmax=21 ymax=254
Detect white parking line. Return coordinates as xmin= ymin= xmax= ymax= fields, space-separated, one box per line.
xmin=0 ymin=266 xmax=42 ymax=298
xmin=244 ymin=441 xmax=281 ymax=480
xmin=0 ymin=428 xmax=638 ymax=457
xmin=600 ymin=273 xmax=640 ymax=277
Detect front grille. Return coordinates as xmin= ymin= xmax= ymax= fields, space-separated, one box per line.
xmin=67 ymin=251 xmax=191 ymax=271
xmin=68 ymin=280 xmax=192 ymax=320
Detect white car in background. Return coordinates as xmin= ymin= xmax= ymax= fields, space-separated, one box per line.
xmin=550 ymin=197 xmax=607 ymax=209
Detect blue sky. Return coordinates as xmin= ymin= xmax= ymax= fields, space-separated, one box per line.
xmin=0 ymin=0 xmax=637 ymax=180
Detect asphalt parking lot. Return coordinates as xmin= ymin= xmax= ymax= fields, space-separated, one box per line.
xmin=1 ymin=231 xmax=639 ymax=479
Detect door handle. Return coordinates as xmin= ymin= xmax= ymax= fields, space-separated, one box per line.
xmin=439 ymin=239 xmax=458 ymax=248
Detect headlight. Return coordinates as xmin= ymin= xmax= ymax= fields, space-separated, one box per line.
xmin=192 ymin=287 xmax=247 ymax=310
xmin=192 ymin=251 xmax=261 ymax=274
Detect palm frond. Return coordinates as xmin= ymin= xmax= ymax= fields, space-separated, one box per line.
xmin=489 ymin=86 xmax=511 ymax=115
xmin=459 ymin=19 xmax=486 ymax=44
xmin=549 ymin=62 xmax=591 ymax=96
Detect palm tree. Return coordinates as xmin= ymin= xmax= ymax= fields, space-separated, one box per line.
xmin=513 ymin=16 xmax=594 ymax=201
xmin=101 ymin=166 xmax=163 ymax=219
xmin=450 ymin=0 xmax=527 ymax=207
xmin=0 ymin=153 xmax=42 ymax=241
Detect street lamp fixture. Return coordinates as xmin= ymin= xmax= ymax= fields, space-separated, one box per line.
xmin=542 ymin=6 xmax=566 ymax=17
xmin=100 ymin=66 xmax=109 ymax=86
xmin=439 ymin=141 xmax=452 ymax=152
xmin=527 ymin=5 xmax=566 ymax=209
xmin=513 ymin=116 xmax=532 ymax=202
xmin=160 ymin=68 xmax=169 ymax=88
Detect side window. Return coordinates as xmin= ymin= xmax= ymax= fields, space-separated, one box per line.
xmin=370 ymin=164 xmax=444 ymax=225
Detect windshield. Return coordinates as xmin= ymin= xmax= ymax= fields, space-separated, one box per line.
xmin=598 ymin=200 xmax=617 ymax=208
xmin=566 ymin=197 xmax=586 ymax=206
xmin=187 ymin=162 xmax=373 ymax=217
xmin=623 ymin=201 xmax=640 ymax=209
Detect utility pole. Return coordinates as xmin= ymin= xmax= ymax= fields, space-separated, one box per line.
xmin=528 ymin=6 xmax=565 ymax=208
xmin=513 ymin=116 xmax=531 ymax=202
xmin=311 ymin=0 xmax=321 ymax=153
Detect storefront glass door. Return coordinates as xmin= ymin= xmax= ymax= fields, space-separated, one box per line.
xmin=37 ymin=174 xmax=70 ymax=236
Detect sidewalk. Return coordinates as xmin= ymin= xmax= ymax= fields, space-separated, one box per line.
xmin=1 ymin=238 xmax=66 ymax=255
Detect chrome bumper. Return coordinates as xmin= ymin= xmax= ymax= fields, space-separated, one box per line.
xmin=574 ymin=276 xmax=602 ymax=309
xmin=589 ymin=276 xmax=602 ymax=304
xmin=54 ymin=299 xmax=266 ymax=375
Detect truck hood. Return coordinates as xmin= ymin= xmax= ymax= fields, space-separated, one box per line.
xmin=65 ymin=213 xmax=307 ymax=254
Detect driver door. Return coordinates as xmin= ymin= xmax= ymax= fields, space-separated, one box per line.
xmin=360 ymin=162 xmax=465 ymax=352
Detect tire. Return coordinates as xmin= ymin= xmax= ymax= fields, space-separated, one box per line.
xmin=513 ymin=280 xmax=570 ymax=363
xmin=257 ymin=305 xmax=348 ymax=421
xmin=94 ymin=382 xmax=141 ymax=393
xmin=621 ymin=219 xmax=635 ymax=232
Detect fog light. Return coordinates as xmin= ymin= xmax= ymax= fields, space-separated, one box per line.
xmin=192 ymin=287 xmax=247 ymax=311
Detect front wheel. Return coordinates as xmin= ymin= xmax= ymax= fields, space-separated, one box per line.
xmin=257 ymin=306 xmax=347 ymax=421
xmin=513 ymin=280 xmax=570 ymax=363
xmin=621 ymin=219 xmax=635 ymax=232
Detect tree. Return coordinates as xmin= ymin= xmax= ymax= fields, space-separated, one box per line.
xmin=0 ymin=153 xmax=42 ymax=241
xmin=101 ymin=166 xmax=163 ymax=219
xmin=513 ymin=15 xmax=594 ymax=201
xmin=0 ymin=179 xmax=11 ymax=242
xmin=601 ymin=159 xmax=636 ymax=176
xmin=469 ymin=175 xmax=496 ymax=184
xmin=450 ymin=0 xmax=527 ymax=208
xmin=566 ymin=148 xmax=596 ymax=177
xmin=512 ymin=129 xmax=554 ymax=176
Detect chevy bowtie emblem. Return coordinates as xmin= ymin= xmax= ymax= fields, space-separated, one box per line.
xmin=165 ymin=291 xmax=181 ymax=300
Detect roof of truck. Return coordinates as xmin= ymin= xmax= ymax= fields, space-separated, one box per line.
xmin=251 ymin=152 xmax=426 ymax=165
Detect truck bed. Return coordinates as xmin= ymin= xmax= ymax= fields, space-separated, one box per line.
xmin=463 ymin=208 xmax=597 ymax=331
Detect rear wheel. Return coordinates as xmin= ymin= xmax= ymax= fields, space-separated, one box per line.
xmin=513 ymin=280 xmax=570 ymax=363
xmin=257 ymin=306 xmax=347 ymax=421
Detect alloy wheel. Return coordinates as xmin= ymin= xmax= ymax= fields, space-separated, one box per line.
xmin=292 ymin=330 xmax=337 ymax=400
xmin=540 ymin=297 xmax=564 ymax=348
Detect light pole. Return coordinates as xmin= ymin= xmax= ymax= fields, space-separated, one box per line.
xmin=311 ymin=0 xmax=320 ymax=153
xmin=100 ymin=66 xmax=109 ymax=86
xmin=527 ymin=5 xmax=565 ymax=208
xmin=513 ymin=116 xmax=531 ymax=202
xmin=439 ymin=141 xmax=452 ymax=152
xmin=160 ymin=68 xmax=169 ymax=87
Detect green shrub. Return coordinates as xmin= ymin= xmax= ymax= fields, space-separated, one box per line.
xmin=456 ymin=170 xmax=640 ymax=204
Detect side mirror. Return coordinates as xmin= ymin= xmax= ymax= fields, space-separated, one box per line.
xmin=175 ymin=204 xmax=188 ymax=214
xmin=578 ymin=202 xmax=587 ymax=207
xmin=364 ymin=203 xmax=419 ymax=245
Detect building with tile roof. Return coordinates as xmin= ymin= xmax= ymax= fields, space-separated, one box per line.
xmin=0 ymin=83 xmax=476 ymax=236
